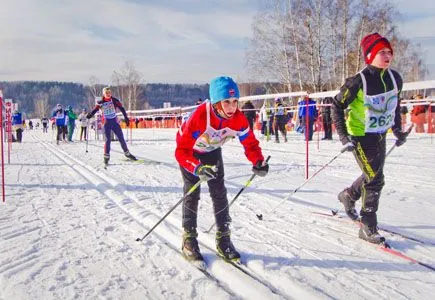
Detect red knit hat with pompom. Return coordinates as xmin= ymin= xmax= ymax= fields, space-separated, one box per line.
xmin=360 ymin=33 xmax=393 ymax=64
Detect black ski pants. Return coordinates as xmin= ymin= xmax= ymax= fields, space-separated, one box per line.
xmin=349 ymin=133 xmax=386 ymax=226
xmin=180 ymin=148 xmax=230 ymax=232
xmin=322 ymin=113 xmax=333 ymax=139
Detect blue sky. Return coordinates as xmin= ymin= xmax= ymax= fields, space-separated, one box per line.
xmin=0 ymin=0 xmax=434 ymax=84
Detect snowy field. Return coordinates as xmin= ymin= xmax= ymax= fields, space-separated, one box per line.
xmin=1 ymin=127 xmax=434 ymax=300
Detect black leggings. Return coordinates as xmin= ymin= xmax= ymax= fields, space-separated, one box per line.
xmin=180 ymin=148 xmax=230 ymax=231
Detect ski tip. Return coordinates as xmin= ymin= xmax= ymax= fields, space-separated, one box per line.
xmin=256 ymin=214 xmax=263 ymax=220
xmin=191 ymin=260 xmax=207 ymax=271
xmin=381 ymin=240 xmax=391 ymax=249
xmin=331 ymin=209 xmax=338 ymax=215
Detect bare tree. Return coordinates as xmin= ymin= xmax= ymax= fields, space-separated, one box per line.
xmin=246 ymin=0 xmax=427 ymax=93
xmin=34 ymin=92 xmax=49 ymax=118
xmin=87 ymin=76 xmax=101 ymax=107
xmin=111 ymin=61 xmax=144 ymax=111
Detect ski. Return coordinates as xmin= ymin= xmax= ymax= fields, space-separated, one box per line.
xmin=214 ymin=254 xmax=282 ymax=296
xmin=312 ymin=210 xmax=435 ymax=246
xmin=312 ymin=211 xmax=435 ymax=272
xmin=183 ymin=256 xmax=208 ymax=272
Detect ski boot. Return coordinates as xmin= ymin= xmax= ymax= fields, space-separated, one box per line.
xmin=124 ymin=151 xmax=137 ymax=161
xmin=181 ymin=229 xmax=203 ymax=261
xmin=216 ymin=229 xmax=240 ymax=262
xmin=338 ymin=188 xmax=359 ymax=220
xmin=359 ymin=223 xmax=385 ymax=244
xmin=104 ymin=154 xmax=110 ymax=165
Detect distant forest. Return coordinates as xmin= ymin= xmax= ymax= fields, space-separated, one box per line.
xmin=0 ymin=81 xmax=211 ymax=118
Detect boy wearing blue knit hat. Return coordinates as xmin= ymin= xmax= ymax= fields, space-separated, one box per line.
xmin=175 ymin=76 xmax=269 ymax=262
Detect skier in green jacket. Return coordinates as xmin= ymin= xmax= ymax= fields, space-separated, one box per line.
xmin=331 ymin=33 xmax=410 ymax=244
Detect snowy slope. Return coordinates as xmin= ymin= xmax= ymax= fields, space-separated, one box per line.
xmin=1 ymin=128 xmax=434 ymax=300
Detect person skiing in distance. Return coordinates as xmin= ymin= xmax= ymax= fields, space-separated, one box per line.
xmin=41 ymin=117 xmax=49 ymax=133
xmin=331 ymin=33 xmax=409 ymax=244
xmin=86 ymin=87 xmax=137 ymax=164
xmin=175 ymin=76 xmax=269 ymax=262
xmin=52 ymin=104 xmax=68 ymax=144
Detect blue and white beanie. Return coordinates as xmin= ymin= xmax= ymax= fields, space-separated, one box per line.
xmin=209 ymin=76 xmax=240 ymax=104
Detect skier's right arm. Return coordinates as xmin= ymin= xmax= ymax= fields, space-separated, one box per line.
xmin=86 ymin=106 xmax=100 ymax=119
xmin=175 ymin=107 xmax=206 ymax=174
xmin=331 ymin=74 xmax=362 ymax=144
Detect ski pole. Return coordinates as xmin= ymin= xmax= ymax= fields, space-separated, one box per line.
xmin=136 ymin=178 xmax=205 ymax=242
xmin=85 ymin=135 xmax=89 ymax=153
xmin=204 ymin=155 xmax=271 ymax=233
xmin=256 ymin=149 xmax=345 ymax=220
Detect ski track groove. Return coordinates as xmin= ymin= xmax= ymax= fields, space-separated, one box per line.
xmin=314 ymin=214 xmax=435 ymax=263
xmin=250 ymin=185 xmax=434 ymax=262
xmin=28 ymin=133 xmax=434 ymax=299
xmin=243 ymin=214 xmax=396 ymax=300
xmin=37 ymin=139 xmax=287 ymax=300
xmin=238 ymin=190 xmax=433 ymax=299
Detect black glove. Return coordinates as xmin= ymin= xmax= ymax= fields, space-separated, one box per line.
xmin=340 ymin=136 xmax=356 ymax=152
xmin=196 ymin=164 xmax=218 ymax=181
xmin=125 ymin=118 xmax=130 ymax=127
xmin=395 ymin=131 xmax=408 ymax=147
xmin=86 ymin=113 xmax=92 ymax=119
xmin=252 ymin=160 xmax=269 ymax=177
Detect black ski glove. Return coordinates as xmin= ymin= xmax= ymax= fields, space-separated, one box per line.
xmin=196 ymin=164 xmax=218 ymax=181
xmin=394 ymin=131 xmax=408 ymax=147
xmin=252 ymin=160 xmax=269 ymax=177
xmin=86 ymin=113 xmax=92 ymax=119
xmin=340 ymin=136 xmax=356 ymax=152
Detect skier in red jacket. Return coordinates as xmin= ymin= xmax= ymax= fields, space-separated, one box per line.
xmin=175 ymin=76 xmax=269 ymax=262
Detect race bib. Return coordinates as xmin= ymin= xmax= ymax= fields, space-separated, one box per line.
xmin=364 ymin=91 xmax=397 ymax=133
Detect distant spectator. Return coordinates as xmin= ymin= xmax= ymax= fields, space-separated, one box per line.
xmin=66 ymin=105 xmax=77 ymax=141
xmin=241 ymin=100 xmax=256 ymax=131
xmin=321 ymin=96 xmax=333 ymax=140
xmin=12 ymin=110 xmax=24 ymax=142
xmin=298 ymin=95 xmax=318 ymax=141
xmin=400 ymin=103 xmax=408 ymax=131
xmin=259 ymin=101 xmax=274 ymax=137
xmin=273 ymin=98 xmax=287 ymax=143
xmin=78 ymin=109 xmax=89 ymax=141
xmin=410 ymin=94 xmax=426 ymax=133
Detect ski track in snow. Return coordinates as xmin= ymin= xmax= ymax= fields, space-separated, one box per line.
xmin=0 ymin=129 xmax=434 ymax=300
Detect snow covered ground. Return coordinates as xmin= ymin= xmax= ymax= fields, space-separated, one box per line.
xmin=1 ymin=127 xmax=434 ymax=300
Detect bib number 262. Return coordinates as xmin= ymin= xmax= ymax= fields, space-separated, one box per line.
xmin=369 ymin=114 xmax=392 ymax=128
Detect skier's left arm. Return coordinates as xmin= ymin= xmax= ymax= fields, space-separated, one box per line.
xmin=390 ymin=71 xmax=407 ymax=146
xmin=113 ymin=98 xmax=130 ymax=125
